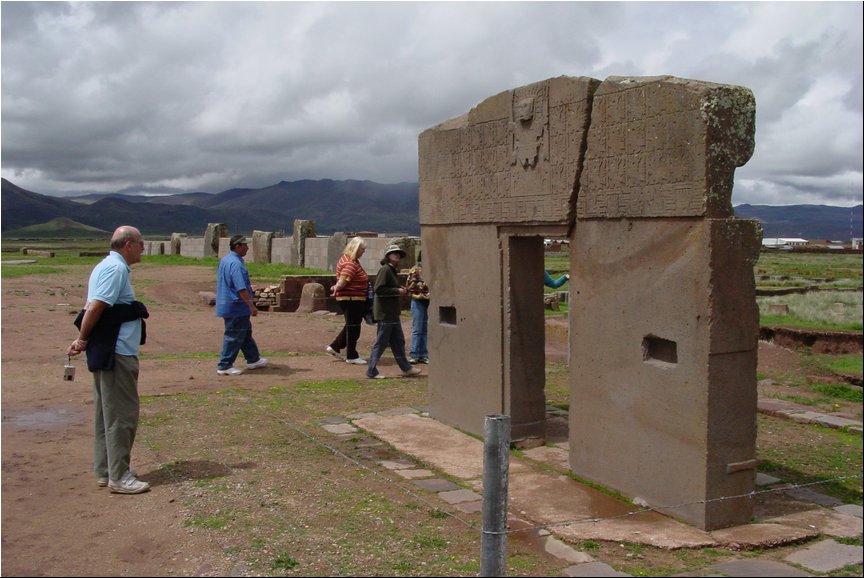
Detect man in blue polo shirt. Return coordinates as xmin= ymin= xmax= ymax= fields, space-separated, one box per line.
xmin=67 ymin=225 xmax=150 ymax=494
xmin=215 ymin=235 xmax=267 ymax=375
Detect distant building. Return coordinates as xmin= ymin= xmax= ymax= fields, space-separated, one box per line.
xmin=762 ymin=237 xmax=807 ymax=249
xmin=853 ymin=238 xmax=863 ymax=250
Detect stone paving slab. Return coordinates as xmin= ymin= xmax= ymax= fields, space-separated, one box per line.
xmin=317 ymin=416 xmax=347 ymax=424
xmin=756 ymin=399 xmax=864 ymax=432
xmin=835 ymin=504 xmax=864 ymax=519
xmin=562 ymin=561 xmax=630 ymax=576
xmin=783 ymin=487 xmax=844 ymax=507
xmin=542 ymin=535 xmax=594 ymax=564
xmin=503 ymin=471 xmax=715 ymax=549
xmin=411 ymin=478 xmax=461 ymax=493
xmin=353 ymin=412 xmax=530 ymax=479
xmin=320 ymin=423 xmax=357 ymax=435
xmin=755 ymin=472 xmax=782 ymax=486
xmin=709 ymin=559 xmax=812 ymax=576
xmin=710 ymin=523 xmax=819 ymax=549
xmin=786 ymin=411 xmax=863 ymax=430
xmin=437 ymin=489 xmax=481 ymax=504
xmin=783 ymin=538 xmax=864 ymax=573
xmin=393 ymin=468 xmax=435 ymax=479
xmin=346 ymin=411 xmax=379 ymax=420
xmin=521 ymin=445 xmax=570 ymax=470
xmin=765 ymin=508 xmax=863 ymax=539
xmin=377 ymin=459 xmax=414 ymax=470
xmin=376 ymin=406 xmax=418 ymax=416
xmin=453 ymin=500 xmax=482 ymax=514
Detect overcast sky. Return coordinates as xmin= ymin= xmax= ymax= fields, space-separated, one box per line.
xmin=2 ymin=1 xmax=862 ymax=207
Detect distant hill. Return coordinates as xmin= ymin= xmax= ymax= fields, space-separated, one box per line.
xmin=2 ymin=178 xmax=420 ymax=237
xmin=3 ymin=217 xmax=113 ymax=239
xmin=734 ymin=204 xmax=863 ymax=241
xmin=3 ymin=177 xmax=860 ymax=241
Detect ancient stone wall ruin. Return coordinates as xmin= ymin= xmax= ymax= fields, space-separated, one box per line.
xmin=418 ymin=75 xmax=761 ymax=531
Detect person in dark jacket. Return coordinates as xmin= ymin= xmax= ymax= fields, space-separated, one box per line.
xmin=366 ymin=245 xmax=422 ymax=379
xmin=66 ymin=225 xmax=150 ymax=494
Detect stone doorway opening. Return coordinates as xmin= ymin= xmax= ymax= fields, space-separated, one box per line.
xmin=504 ymin=231 xmax=569 ymax=444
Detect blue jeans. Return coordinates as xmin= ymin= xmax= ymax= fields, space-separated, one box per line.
xmin=218 ymin=316 xmax=261 ymax=370
xmin=366 ymin=320 xmax=413 ymax=378
xmin=410 ymin=299 xmax=429 ymax=360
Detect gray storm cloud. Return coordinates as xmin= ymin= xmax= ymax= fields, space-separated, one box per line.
xmin=2 ymin=1 xmax=861 ymax=206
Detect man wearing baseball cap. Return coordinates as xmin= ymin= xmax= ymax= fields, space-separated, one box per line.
xmin=215 ymin=235 xmax=268 ymax=375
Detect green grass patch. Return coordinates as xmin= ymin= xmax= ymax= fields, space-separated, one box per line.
xmin=295 ymin=379 xmax=368 ymax=393
xmin=809 ymin=382 xmax=863 ymax=403
xmin=1 ymin=265 xmax=70 ymax=278
xmin=758 ymin=290 xmax=863 ymax=331
xmin=812 ymin=354 xmax=863 ymax=376
xmin=757 ymin=415 xmax=863 ymax=505
xmin=270 ymin=552 xmax=300 ymax=571
xmin=185 ymin=512 xmax=233 ymax=529
xmin=755 ymin=253 xmax=863 ymax=288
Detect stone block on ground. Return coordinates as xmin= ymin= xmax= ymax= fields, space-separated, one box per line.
xmin=297 ymin=282 xmax=327 ymax=312
xmin=783 ymin=538 xmax=864 ymax=573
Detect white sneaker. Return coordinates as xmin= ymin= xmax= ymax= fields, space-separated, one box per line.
xmin=402 ymin=367 xmax=422 ymax=377
xmin=217 ymin=367 xmax=243 ymax=376
xmin=325 ymin=346 xmax=344 ymax=360
xmin=346 ymin=358 xmax=367 ymax=365
xmin=246 ymin=357 xmax=268 ymax=370
xmin=108 ymin=470 xmax=150 ymax=494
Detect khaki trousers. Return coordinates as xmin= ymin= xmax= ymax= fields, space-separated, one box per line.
xmin=92 ymin=354 xmax=140 ymax=482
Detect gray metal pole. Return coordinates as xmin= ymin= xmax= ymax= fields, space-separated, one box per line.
xmin=480 ymin=414 xmax=510 ymax=577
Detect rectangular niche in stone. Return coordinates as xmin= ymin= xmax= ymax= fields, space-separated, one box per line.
xmin=642 ymin=335 xmax=678 ymax=367
xmin=439 ymin=306 xmax=457 ymax=326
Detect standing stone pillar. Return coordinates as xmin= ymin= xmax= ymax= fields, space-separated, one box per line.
xmin=170 ymin=233 xmax=186 ymax=255
xmin=204 ymin=223 xmax=227 ymax=258
xmin=291 ymin=219 xmax=316 ymax=268
xmin=570 ymin=76 xmax=759 ymax=531
xmin=327 ymin=232 xmax=348 ymax=272
xmin=251 ymin=230 xmax=276 ymax=264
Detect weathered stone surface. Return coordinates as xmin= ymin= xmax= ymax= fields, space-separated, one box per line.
xmin=296 ymin=283 xmax=327 ymax=313
xmin=251 ymin=230 xmax=277 ymax=264
xmin=419 ymin=76 xmax=599 ymax=226
xmin=783 ymin=538 xmax=864 ymax=573
xmin=203 ymin=223 xmax=226 ymax=257
xmin=710 ymin=523 xmax=818 ymax=549
xmin=198 ymin=291 xmax=216 ymax=307
xmin=709 ymin=559 xmax=812 ymax=577
xmin=765 ymin=508 xmax=863 ymax=538
xmin=578 ymin=76 xmax=755 ymax=219
xmin=437 ymin=489 xmax=481 ymax=504
xmin=420 ymin=74 xmax=760 ymax=531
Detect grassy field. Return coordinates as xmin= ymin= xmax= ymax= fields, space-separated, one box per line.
xmin=0 ymin=240 xmax=328 ymax=281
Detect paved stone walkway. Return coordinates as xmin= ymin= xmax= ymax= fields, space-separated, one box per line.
xmin=318 ymin=399 xmax=862 ymax=576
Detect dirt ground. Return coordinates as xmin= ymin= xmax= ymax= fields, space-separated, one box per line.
xmin=0 ymin=263 xmax=856 ymax=576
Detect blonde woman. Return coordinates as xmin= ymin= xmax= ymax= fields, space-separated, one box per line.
xmin=327 ymin=236 xmax=369 ymax=364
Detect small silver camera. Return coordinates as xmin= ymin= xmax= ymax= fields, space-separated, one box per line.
xmin=63 ymin=362 xmax=76 ymax=382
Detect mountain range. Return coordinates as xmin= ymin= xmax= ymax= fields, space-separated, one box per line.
xmin=2 ymin=177 xmax=861 ymax=241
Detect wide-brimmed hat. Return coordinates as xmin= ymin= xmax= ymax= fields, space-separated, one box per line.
xmin=384 ymin=244 xmax=406 ymax=258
